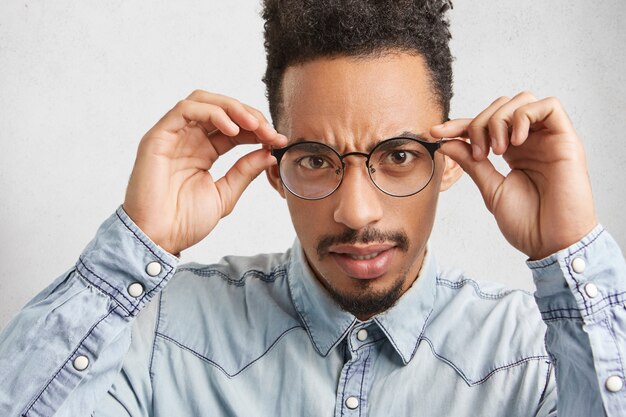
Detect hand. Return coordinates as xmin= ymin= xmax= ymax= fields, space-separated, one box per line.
xmin=123 ymin=90 xmax=287 ymax=255
xmin=430 ymin=91 xmax=597 ymax=260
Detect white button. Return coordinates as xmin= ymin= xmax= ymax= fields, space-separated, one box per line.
xmin=584 ymin=283 xmax=599 ymax=299
xmin=345 ymin=396 xmax=359 ymax=409
xmin=571 ymin=257 xmax=586 ymax=274
xmin=606 ymin=375 xmax=624 ymax=392
xmin=73 ymin=355 xmax=89 ymax=371
xmin=128 ymin=282 xmax=145 ymax=298
xmin=357 ymin=329 xmax=368 ymax=341
xmin=146 ymin=261 xmax=162 ymax=277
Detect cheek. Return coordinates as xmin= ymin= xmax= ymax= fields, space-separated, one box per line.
xmin=285 ymin=197 xmax=329 ymax=243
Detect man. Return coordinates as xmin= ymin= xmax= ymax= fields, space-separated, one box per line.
xmin=0 ymin=0 xmax=624 ymax=416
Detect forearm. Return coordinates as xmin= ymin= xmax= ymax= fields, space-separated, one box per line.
xmin=529 ymin=226 xmax=626 ymax=417
xmin=0 ymin=207 xmax=178 ymax=416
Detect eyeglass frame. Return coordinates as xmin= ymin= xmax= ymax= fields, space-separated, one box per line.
xmin=271 ymin=136 xmax=442 ymax=200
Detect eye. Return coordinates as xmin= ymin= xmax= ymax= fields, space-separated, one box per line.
xmin=384 ymin=150 xmax=416 ymax=165
xmin=390 ymin=151 xmax=408 ymax=164
xmin=297 ymin=155 xmax=332 ymax=170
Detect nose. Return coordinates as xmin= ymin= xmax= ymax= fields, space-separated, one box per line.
xmin=333 ymin=158 xmax=384 ymax=230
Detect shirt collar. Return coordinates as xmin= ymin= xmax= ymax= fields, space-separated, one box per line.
xmin=287 ymin=238 xmax=437 ymax=364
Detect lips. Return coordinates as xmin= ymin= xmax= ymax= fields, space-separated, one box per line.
xmin=328 ymin=244 xmax=397 ymax=279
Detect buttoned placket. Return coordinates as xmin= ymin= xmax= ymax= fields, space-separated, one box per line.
xmin=334 ymin=323 xmax=382 ymax=417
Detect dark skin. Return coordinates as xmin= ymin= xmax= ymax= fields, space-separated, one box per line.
xmin=266 ymin=53 xmax=462 ymax=319
xmin=123 ymin=51 xmax=597 ymax=320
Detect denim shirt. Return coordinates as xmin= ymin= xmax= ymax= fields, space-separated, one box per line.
xmin=0 ymin=207 xmax=625 ymax=416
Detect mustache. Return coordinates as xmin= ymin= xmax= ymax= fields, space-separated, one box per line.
xmin=316 ymin=228 xmax=410 ymax=258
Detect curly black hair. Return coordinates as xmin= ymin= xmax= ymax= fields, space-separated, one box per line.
xmin=262 ymin=0 xmax=454 ymax=126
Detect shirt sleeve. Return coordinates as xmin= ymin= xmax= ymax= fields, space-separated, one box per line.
xmin=528 ymin=225 xmax=626 ymax=417
xmin=0 ymin=206 xmax=178 ymax=417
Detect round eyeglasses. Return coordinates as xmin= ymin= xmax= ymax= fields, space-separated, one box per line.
xmin=271 ymin=136 xmax=441 ymax=200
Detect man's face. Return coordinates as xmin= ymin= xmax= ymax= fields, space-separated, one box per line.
xmin=268 ymin=52 xmax=457 ymax=320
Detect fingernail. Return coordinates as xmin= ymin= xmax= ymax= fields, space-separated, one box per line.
xmin=490 ymin=136 xmax=497 ymax=150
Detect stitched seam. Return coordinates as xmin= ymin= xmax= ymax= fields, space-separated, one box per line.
xmin=542 ymin=315 xmax=585 ymax=322
xmin=356 ymin=336 xmax=386 ymax=351
xmin=74 ymin=267 xmax=131 ymax=316
xmin=285 ymin=257 xmax=355 ymax=356
xmin=529 ymin=228 xmax=604 ymax=271
xmin=541 ymin=292 xmax=626 ymax=320
xmin=23 ymin=307 xmax=117 ymax=416
xmin=605 ymin=310 xmax=625 ymax=375
xmin=77 ymin=254 xmax=175 ymax=317
xmin=583 ymin=291 xmax=626 ymax=317
xmin=538 ymin=360 xmax=553 ymax=407
xmin=564 ymin=229 xmax=604 ymax=317
xmin=420 ymin=336 xmax=549 ymax=386
xmin=528 ymin=259 xmax=558 ymax=270
xmin=290 ymin=283 xmax=355 ymax=356
xmin=77 ymin=257 xmax=134 ymax=307
xmin=154 ymin=325 xmax=303 ymax=378
xmin=136 ymin=267 xmax=175 ymax=316
xmin=176 ymin=266 xmax=287 ymax=286
xmin=148 ymin=293 xmax=163 ymax=382
xmin=340 ymin=359 xmax=353 ymax=417
xmin=436 ymin=277 xmax=517 ymax=299
xmin=410 ymin=308 xmax=434 ymax=361
xmin=358 ymin=348 xmax=371 ymax=417
xmin=540 ymin=306 xmax=581 ymax=314
xmin=115 ymin=210 xmax=174 ymax=269
xmin=374 ymin=318 xmax=406 ymax=364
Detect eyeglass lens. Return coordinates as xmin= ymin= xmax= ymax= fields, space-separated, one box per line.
xmin=278 ymin=138 xmax=435 ymax=199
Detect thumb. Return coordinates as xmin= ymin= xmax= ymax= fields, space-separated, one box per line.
xmin=215 ymin=148 xmax=276 ymax=217
xmin=440 ymin=139 xmax=504 ymax=212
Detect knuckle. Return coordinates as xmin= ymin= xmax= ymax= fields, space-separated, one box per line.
xmin=467 ymin=123 xmax=485 ymax=139
xmin=512 ymin=107 xmax=526 ymax=120
xmin=492 ymin=96 xmax=510 ymax=105
xmin=174 ymin=99 xmax=188 ymax=110
xmin=544 ymin=96 xmax=562 ymax=108
xmin=189 ymin=89 xmax=206 ymax=98
xmin=517 ymin=90 xmax=536 ymax=100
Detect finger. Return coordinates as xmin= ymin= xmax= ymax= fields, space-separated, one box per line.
xmin=187 ymin=90 xmax=260 ymax=132
xmin=430 ymin=118 xmax=473 ymax=138
xmin=210 ymin=130 xmax=270 ymax=156
xmin=155 ymin=100 xmax=244 ymax=136
xmin=240 ymin=103 xmax=285 ymax=144
xmin=465 ymin=96 xmax=512 ymax=160
xmin=440 ymin=139 xmax=505 ymax=212
xmin=214 ymin=148 xmax=276 ymax=217
xmin=488 ymin=91 xmax=537 ymax=155
xmin=510 ymin=97 xmax=573 ymax=146
xmin=186 ymin=90 xmax=287 ymax=147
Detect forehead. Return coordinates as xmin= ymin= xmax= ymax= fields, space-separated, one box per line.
xmin=278 ymin=52 xmax=442 ymax=150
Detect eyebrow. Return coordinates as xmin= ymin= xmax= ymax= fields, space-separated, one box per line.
xmin=291 ymin=130 xmax=429 ymax=152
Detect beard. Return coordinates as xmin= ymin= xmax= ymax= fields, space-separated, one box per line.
xmin=314 ymin=227 xmax=411 ymax=318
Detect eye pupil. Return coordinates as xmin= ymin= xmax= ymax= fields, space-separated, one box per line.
xmin=310 ymin=157 xmax=324 ymax=168
xmin=392 ymin=151 xmax=407 ymax=163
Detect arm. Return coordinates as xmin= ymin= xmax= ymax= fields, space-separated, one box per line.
xmin=0 ymin=90 xmax=287 ymax=416
xmin=0 ymin=208 xmax=178 ymax=417
xmin=530 ymin=226 xmax=626 ymax=416
xmin=431 ymin=92 xmax=625 ymax=416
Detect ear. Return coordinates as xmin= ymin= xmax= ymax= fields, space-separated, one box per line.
xmin=439 ymin=154 xmax=463 ymax=192
xmin=266 ymin=159 xmax=287 ymax=199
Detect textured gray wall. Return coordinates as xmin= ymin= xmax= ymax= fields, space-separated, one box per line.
xmin=1 ymin=1 xmax=624 ymax=328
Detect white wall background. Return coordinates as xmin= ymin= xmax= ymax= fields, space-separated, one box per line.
xmin=0 ymin=0 xmax=624 ymax=329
